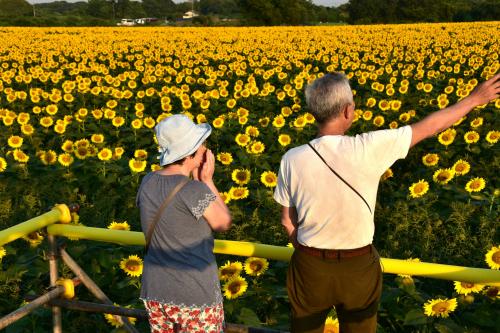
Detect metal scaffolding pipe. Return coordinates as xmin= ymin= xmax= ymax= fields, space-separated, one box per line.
xmin=59 ymin=247 xmax=139 ymax=333
xmin=48 ymin=234 xmax=62 ymax=333
xmin=0 ymin=286 xmax=65 ymax=330
xmin=22 ymin=297 xmax=288 ymax=333
xmin=0 ymin=204 xmax=71 ymax=246
xmin=24 ymin=296 xmax=148 ymax=318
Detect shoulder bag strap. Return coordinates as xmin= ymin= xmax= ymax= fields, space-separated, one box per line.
xmin=307 ymin=143 xmax=372 ymax=214
xmin=145 ymin=177 xmax=190 ymax=251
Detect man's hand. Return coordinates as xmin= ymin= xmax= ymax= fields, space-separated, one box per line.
xmin=467 ymin=73 xmax=500 ymax=106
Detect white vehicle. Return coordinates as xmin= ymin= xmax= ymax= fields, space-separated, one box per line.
xmin=117 ymin=19 xmax=135 ymax=26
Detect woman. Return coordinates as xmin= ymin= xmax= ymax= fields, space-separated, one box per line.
xmin=136 ymin=114 xmax=232 ymax=333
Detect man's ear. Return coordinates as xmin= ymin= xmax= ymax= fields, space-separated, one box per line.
xmin=343 ymin=104 xmax=352 ymax=120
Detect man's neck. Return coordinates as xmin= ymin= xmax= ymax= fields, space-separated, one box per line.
xmin=317 ymin=120 xmax=347 ymax=137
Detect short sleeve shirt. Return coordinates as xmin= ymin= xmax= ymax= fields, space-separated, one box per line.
xmin=273 ymin=126 xmax=412 ymax=249
xmin=136 ymin=173 xmax=222 ymax=307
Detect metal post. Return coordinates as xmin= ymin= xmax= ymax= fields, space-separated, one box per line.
xmin=48 ymin=234 xmax=62 ymax=333
xmin=0 ymin=286 xmax=65 ymax=330
xmin=59 ymin=247 xmax=139 ymax=333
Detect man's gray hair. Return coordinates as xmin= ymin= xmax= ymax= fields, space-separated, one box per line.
xmin=305 ymin=72 xmax=354 ymax=124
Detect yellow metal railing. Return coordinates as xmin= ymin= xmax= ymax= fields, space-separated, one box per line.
xmin=0 ymin=204 xmax=71 ymax=246
xmin=2 ymin=205 xmax=499 ymax=287
xmin=46 ymin=224 xmax=500 ymax=287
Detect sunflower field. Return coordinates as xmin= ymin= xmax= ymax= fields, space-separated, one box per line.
xmin=0 ymin=23 xmax=499 ymax=332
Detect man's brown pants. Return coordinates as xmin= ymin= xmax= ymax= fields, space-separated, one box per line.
xmin=287 ymin=245 xmax=383 ymax=333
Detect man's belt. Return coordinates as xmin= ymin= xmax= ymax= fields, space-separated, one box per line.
xmin=297 ymin=243 xmax=372 ymax=259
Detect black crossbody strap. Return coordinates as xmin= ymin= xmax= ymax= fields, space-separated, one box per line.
xmin=307 ymin=143 xmax=372 ymax=214
xmin=145 ymin=177 xmax=190 ymax=251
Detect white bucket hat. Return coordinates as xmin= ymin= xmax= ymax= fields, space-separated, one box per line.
xmin=155 ymin=114 xmax=212 ymax=166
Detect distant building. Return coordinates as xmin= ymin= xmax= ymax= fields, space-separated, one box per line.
xmin=182 ymin=11 xmax=199 ymax=20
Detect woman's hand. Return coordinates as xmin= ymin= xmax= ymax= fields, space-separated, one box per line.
xmin=198 ymin=149 xmax=215 ymax=184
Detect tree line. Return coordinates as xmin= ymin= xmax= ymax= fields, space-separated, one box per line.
xmin=0 ymin=0 xmax=498 ymax=26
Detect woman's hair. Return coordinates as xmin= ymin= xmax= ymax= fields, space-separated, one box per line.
xmin=305 ymin=72 xmax=354 ymax=124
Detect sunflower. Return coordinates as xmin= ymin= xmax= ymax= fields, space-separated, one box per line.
xmin=226 ymin=99 xmax=236 ymax=109
xmin=7 ymin=135 xmax=23 ymax=148
xmin=229 ymin=187 xmax=249 ymax=200
xmin=485 ymin=246 xmax=500 ymax=269
xmin=464 ymin=131 xmax=480 ymax=144
xmin=324 ymin=316 xmax=339 ymax=333
xmin=423 ymin=298 xmax=457 ymax=318
xmin=112 ymin=116 xmax=125 ymax=128
xmin=218 ymin=261 xmax=243 ymax=281
xmin=372 ymin=115 xmax=384 ymax=127
xmin=134 ymin=149 xmax=148 ymax=159
xmin=362 ymin=111 xmax=373 ymax=121
xmin=91 ymin=134 xmax=104 ymax=144
xmin=129 ymin=159 xmax=147 ymax=173
xmin=465 ymin=177 xmax=486 ymax=193
xmin=114 ymin=147 xmax=125 ymax=160
xmin=485 ymin=131 xmax=499 ymax=144
xmin=278 ymin=134 xmax=291 ymax=147
xmin=483 ymin=286 xmax=500 ymax=300
xmin=40 ymin=150 xmax=57 ymax=165
xmin=58 ymin=153 xmax=74 ymax=167
xmin=244 ymin=257 xmax=269 ymax=276
xmin=0 ymin=246 xmax=6 ymax=259
xmin=422 ymin=153 xmax=439 ymax=166
xmin=272 ymin=115 xmax=286 ymax=128
xmin=13 ymin=149 xmax=29 ymax=163
xmin=378 ymin=100 xmax=390 ymax=111
xmin=261 ymin=171 xmax=278 ymax=187
xmin=231 ymin=169 xmax=251 ymax=185
xmin=74 ymin=146 xmax=89 ymax=160
xmin=0 ymin=157 xmax=7 ymax=172
xmin=235 ymin=133 xmax=250 ymax=147
xmin=259 ymin=117 xmax=270 ymax=127
xmin=249 ymin=141 xmax=265 ymax=154
xmin=389 ymin=121 xmax=398 ymax=129
xmin=223 ymin=276 xmax=248 ymax=300
xmin=103 ymin=305 xmax=137 ymax=328
xmin=21 ymin=124 xmax=34 ymax=136
xmin=245 ymin=126 xmax=259 ymax=137
xmin=219 ymin=191 xmax=231 ymax=204
xmin=108 ymin=221 xmax=131 ymax=231
xmin=452 ymin=159 xmax=470 ymax=176
xmin=381 ymin=168 xmax=393 ymax=181
xmin=409 ymin=180 xmax=429 ymax=198
xmin=97 ymin=148 xmax=113 ymax=161
xmin=131 ymin=119 xmax=142 ymax=129
xmin=23 ymin=231 xmax=44 ymax=247
xmin=366 ymin=97 xmax=376 ymax=108
xmin=119 ymin=255 xmax=143 ymax=277
xmin=213 ymin=117 xmax=224 ymax=128
xmin=438 ymin=128 xmax=456 ymax=146
xmin=453 ymin=281 xmax=484 ymax=295
xmin=432 ymin=168 xmax=455 ymax=185
xmin=40 ymin=116 xmax=54 ymax=128
xmin=470 ymin=117 xmax=483 ymax=128
xmin=217 ymin=152 xmax=233 ymax=165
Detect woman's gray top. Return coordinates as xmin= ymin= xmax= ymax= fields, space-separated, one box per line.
xmin=136 ymin=173 xmax=222 ymax=307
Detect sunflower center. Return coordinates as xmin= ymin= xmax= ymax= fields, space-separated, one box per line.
xmin=221 ymin=268 xmax=236 ymax=276
xmin=414 ymin=184 xmax=425 ymax=193
xmin=432 ymin=302 xmax=448 ymax=313
xmin=461 ymin=282 xmax=474 ymax=288
xmin=229 ymin=283 xmax=241 ymax=293
xmin=126 ymin=260 xmax=140 ymax=271
xmin=250 ymin=262 xmax=262 ymax=271
xmin=492 ymin=251 xmax=500 ymax=264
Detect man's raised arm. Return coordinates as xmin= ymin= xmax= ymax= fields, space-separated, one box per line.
xmin=410 ymin=73 xmax=500 ymax=148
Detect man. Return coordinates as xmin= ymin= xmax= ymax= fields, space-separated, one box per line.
xmin=273 ymin=72 xmax=499 ymax=333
